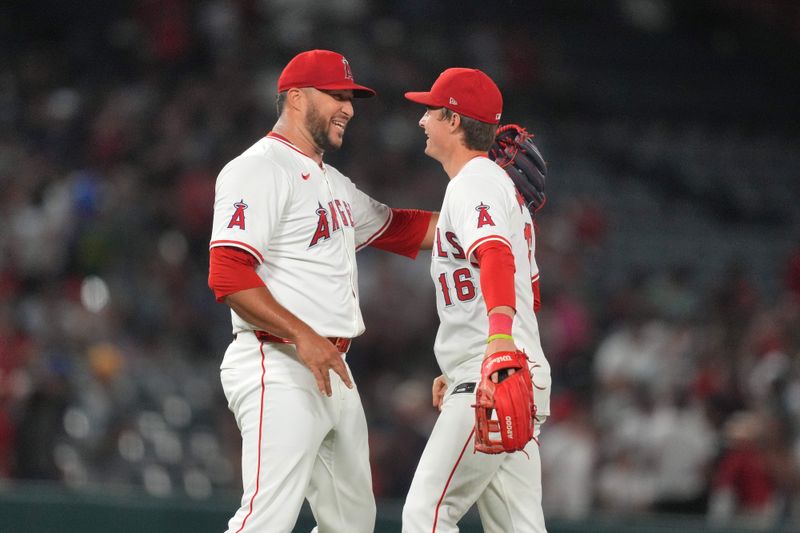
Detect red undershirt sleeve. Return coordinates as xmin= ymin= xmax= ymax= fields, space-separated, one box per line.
xmin=532 ymin=275 xmax=541 ymax=313
xmin=368 ymin=208 xmax=432 ymax=259
xmin=475 ymin=241 xmax=516 ymax=313
xmin=208 ymin=246 xmax=265 ymax=302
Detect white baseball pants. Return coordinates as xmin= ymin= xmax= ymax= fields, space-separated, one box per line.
xmin=220 ymin=332 xmax=375 ymax=533
xmin=402 ymin=382 xmax=547 ymax=532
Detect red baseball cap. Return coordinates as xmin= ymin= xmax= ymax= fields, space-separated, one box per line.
xmin=405 ymin=68 xmax=502 ymax=124
xmin=277 ymin=49 xmax=376 ymax=98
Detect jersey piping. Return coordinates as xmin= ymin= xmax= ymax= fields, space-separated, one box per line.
xmin=265 ymin=132 xmax=318 ymax=164
xmin=432 ymin=428 xmax=475 ymax=532
xmin=466 ymin=234 xmax=513 ymax=262
xmin=210 ymin=239 xmax=266 ymax=263
xmin=234 ymin=342 xmax=269 ymax=533
xmin=355 ymin=209 xmax=394 ymax=251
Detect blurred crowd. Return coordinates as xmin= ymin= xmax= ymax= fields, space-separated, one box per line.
xmin=1 ymin=0 xmax=800 ymax=529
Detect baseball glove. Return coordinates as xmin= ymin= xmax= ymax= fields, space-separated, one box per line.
xmin=488 ymin=124 xmax=547 ymax=216
xmin=473 ymin=350 xmax=535 ymax=454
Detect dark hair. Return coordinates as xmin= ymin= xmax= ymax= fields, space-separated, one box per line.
xmin=439 ymin=108 xmax=497 ymax=151
xmin=276 ymin=91 xmax=287 ymax=116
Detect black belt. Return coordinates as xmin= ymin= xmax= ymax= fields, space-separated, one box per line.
xmin=451 ymin=382 xmax=476 ymax=395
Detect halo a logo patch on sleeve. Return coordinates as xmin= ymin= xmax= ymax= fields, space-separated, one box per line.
xmin=228 ymin=200 xmax=248 ymax=229
xmin=475 ymin=202 xmax=495 ymax=228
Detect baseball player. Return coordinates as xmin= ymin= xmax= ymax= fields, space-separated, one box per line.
xmin=402 ymin=68 xmax=552 ymax=532
xmin=207 ymin=49 xmax=436 ymax=533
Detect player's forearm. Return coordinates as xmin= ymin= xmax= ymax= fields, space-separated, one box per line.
xmin=418 ymin=212 xmax=439 ymax=250
xmin=477 ymin=241 xmax=518 ymax=357
xmin=488 ymin=305 xmax=515 ymax=317
xmin=476 ymin=242 xmax=516 ymax=312
xmin=485 ymin=306 xmax=517 ymax=358
xmin=368 ymin=209 xmax=438 ymax=256
xmin=224 ymin=286 xmax=315 ymax=341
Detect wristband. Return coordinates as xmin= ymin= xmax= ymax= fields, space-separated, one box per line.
xmin=487 ymin=333 xmax=514 ymax=343
xmin=488 ymin=312 xmax=513 ymax=336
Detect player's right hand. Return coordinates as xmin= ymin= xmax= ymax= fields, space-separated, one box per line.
xmin=293 ymin=329 xmax=353 ymax=396
xmin=432 ymin=374 xmax=448 ymax=410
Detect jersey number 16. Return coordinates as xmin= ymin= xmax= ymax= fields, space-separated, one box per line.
xmin=437 ymin=268 xmax=476 ymax=306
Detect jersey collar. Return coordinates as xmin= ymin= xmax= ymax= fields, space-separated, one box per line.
xmin=266 ymin=132 xmax=324 ymax=168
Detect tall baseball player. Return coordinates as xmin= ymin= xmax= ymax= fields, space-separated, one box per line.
xmin=402 ymin=68 xmax=552 ymax=532
xmin=207 ymin=49 xmax=436 ymax=533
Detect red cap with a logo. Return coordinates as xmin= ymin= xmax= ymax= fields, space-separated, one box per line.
xmin=278 ymin=49 xmax=375 ymax=98
xmin=405 ymin=68 xmax=502 ymax=124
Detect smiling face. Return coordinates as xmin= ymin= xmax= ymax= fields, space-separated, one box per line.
xmin=304 ymin=89 xmax=354 ymax=153
xmin=418 ymin=107 xmax=452 ymax=162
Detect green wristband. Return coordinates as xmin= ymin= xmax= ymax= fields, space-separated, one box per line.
xmin=487 ymin=333 xmax=514 ymax=343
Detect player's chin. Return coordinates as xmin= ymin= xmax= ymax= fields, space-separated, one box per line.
xmin=329 ymin=129 xmax=345 ymax=147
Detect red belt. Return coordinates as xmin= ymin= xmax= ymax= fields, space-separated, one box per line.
xmin=251 ymin=330 xmax=351 ymax=353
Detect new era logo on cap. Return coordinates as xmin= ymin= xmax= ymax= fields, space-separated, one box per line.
xmin=404 ymin=68 xmax=503 ymax=124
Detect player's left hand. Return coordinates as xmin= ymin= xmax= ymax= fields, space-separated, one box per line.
xmin=432 ymin=374 xmax=448 ymax=410
xmin=473 ymin=349 xmax=535 ymax=454
xmin=484 ymin=337 xmax=518 ymax=383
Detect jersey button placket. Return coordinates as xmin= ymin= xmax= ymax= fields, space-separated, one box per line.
xmin=321 ymin=168 xmax=359 ymax=337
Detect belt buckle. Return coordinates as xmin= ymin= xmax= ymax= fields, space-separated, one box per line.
xmin=334 ymin=338 xmax=351 ymax=353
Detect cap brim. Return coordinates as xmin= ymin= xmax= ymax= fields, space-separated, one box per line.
xmin=352 ymin=86 xmax=376 ymax=98
xmin=315 ymin=81 xmax=376 ymax=98
xmin=404 ymin=91 xmax=443 ymax=107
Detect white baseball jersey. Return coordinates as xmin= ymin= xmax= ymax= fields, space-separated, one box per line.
xmin=431 ymin=156 xmax=550 ymax=411
xmin=403 ymin=156 xmax=551 ymax=533
xmin=209 ymin=133 xmax=391 ymax=338
xmin=210 ymin=133 xmax=389 ymax=533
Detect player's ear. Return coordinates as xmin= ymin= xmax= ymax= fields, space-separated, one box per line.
xmin=285 ymin=88 xmax=306 ymax=112
xmin=448 ymin=112 xmax=461 ymax=133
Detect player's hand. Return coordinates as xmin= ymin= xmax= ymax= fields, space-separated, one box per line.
xmin=293 ymin=329 xmax=353 ymax=396
xmin=473 ymin=349 xmax=535 ymax=454
xmin=488 ymin=124 xmax=547 ymax=217
xmin=432 ymin=375 xmax=448 ymax=410
xmin=484 ymin=337 xmax=518 ymax=383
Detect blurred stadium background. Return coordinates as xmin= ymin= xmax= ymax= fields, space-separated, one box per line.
xmin=1 ymin=0 xmax=799 ymax=531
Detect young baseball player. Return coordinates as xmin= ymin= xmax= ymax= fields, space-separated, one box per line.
xmin=402 ymin=68 xmax=552 ymax=532
xmin=208 ymin=50 xmax=437 ymax=533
